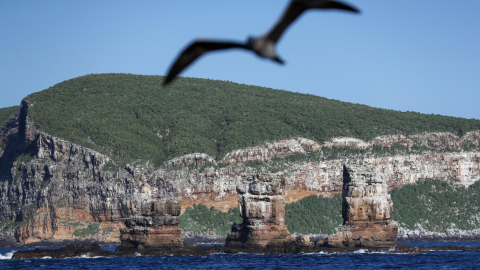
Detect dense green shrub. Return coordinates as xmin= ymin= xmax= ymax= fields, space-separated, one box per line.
xmin=390 ymin=179 xmax=480 ymax=231
xmin=285 ymin=194 xmax=342 ymax=234
xmin=179 ymin=204 xmax=242 ymax=235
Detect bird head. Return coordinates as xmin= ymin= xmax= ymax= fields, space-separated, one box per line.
xmin=247 ymin=37 xmax=257 ymax=47
xmin=247 ymin=36 xmax=285 ymax=64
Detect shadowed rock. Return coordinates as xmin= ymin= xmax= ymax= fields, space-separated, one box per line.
xmin=12 ymin=243 xmax=113 ymax=259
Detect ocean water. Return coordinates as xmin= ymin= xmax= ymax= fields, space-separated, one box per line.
xmin=1 ymin=242 xmax=480 ymax=270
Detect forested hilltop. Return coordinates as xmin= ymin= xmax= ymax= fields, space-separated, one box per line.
xmin=14 ymin=73 xmax=480 ymax=167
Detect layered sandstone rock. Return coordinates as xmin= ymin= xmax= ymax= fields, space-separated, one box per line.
xmin=327 ymin=165 xmax=398 ymax=247
xmin=116 ymin=199 xmax=183 ymax=250
xmin=148 ymin=132 xmax=480 ymax=205
xmin=225 ymin=174 xmax=292 ymax=248
xmin=221 ymin=138 xmax=321 ymax=165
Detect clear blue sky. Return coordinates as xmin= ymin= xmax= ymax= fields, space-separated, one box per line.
xmin=1 ymin=0 xmax=479 ymax=119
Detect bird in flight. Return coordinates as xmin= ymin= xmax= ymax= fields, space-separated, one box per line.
xmin=163 ymin=0 xmax=359 ymax=85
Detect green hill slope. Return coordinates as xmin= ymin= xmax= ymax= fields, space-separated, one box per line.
xmin=0 ymin=106 xmax=19 ymax=126
xmin=23 ymin=73 xmax=480 ymax=167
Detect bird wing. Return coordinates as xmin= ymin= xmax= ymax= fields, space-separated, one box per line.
xmin=164 ymin=40 xmax=247 ymax=85
xmin=264 ymin=0 xmax=307 ymax=44
xmin=265 ymin=0 xmax=359 ymax=43
xmin=304 ymin=0 xmax=359 ymax=13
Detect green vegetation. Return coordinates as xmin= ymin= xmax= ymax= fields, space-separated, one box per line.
xmin=0 ymin=219 xmax=16 ymax=232
xmin=0 ymin=106 xmax=19 ymax=126
xmin=391 ymin=179 xmax=480 ymax=232
xmin=0 ymin=208 xmax=39 ymax=232
xmin=40 ymin=179 xmax=50 ymax=189
xmin=102 ymin=161 xmax=119 ymax=172
xmin=178 ymin=196 xmax=343 ymax=236
xmin=73 ymin=222 xmax=100 ymax=237
xmin=22 ymin=73 xmax=480 ymax=167
xmin=15 ymin=153 xmax=35 ymax=164
xmin=283 ymin=180 xmax=480 ymax=235
xmin=285 ymin=194 xmax=342 ymax=234
xmin=179 ymin=204 xmax=242 ymax=235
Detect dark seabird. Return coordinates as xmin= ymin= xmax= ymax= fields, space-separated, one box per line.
xmin=163 ymin=0 xmax=359 ymax=85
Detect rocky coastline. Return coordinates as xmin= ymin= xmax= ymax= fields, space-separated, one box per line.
xmin=13 ymin=241 xmax=480 ymax=259
xmin=9 ymin=167 xmax=407 ymax=258
xmin=10 ymin=169 xmax=480 ymax=259
xmin=4 ymin=228 xmax=479 ymax=249
xmin=182 ymin=232 xmax=226 ymax=245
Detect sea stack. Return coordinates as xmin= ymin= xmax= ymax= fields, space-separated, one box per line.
xmin=116 ymin=199 xmax=183 ymax=251
xmin=327 ymin=165 xmax=398 ymax=247
xmin=225 ymin=174 xmax=293 ymax=250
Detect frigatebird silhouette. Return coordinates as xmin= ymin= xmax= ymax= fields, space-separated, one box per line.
xmin=163 ymin=0 xmax=359 ymax=85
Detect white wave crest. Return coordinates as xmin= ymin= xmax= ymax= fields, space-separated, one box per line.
xmin=80 ymin=253 xmax=91 ymax=258
xmin=0 ymin=251 xmax=15 ymax=260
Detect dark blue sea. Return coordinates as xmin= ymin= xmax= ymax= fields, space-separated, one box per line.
xmin=1 ymin=241 xmax=480 ymax=269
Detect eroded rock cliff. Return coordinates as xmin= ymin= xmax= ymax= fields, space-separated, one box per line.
xmin=0 ymin=102 xmax=156 ymax=245
xmin=1 ymin=102 xmax=480 ymax=245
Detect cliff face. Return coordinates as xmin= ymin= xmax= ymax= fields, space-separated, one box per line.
xmin=141 ymin=133 xmax=480 ymax=208
xmin=1 ymin=102 xmax=480 ymax=245
xmin=0 ymin=102 xmax=158 ymax=245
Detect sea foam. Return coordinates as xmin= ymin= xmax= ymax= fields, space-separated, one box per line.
xmin=0 ymin=251 xmax=15 ymax=260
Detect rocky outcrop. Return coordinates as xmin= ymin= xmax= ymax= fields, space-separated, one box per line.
xmin=161 ymin=153 xmax=217 ymax=169
xmin=225 ymin=174 xmax=293 ymax=248
xmin=327 ymin=165 xmax=398 ymax=247
xmin=182 ymin=232 xmax=226 ymax=245
xmin=397 ymin=225 xmax=480 ymax=241
xmin=221 ymin=138 xmax=321 ymax=165
xmin=12 ymin=243 xmax=113 ymax=259
xmin=16 ymin=241 xmax=480 ymax=258
xmin=117 ymin=200 xmax=183 ymax=250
